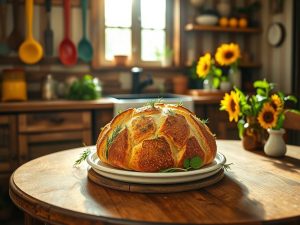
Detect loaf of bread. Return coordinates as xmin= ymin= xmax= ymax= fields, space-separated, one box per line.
xmin=96 ymin=103 xmax=217 ymax=172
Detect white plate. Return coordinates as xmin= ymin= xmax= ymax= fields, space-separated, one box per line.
xmin=87 ymin=151 xmax=226 ymax=184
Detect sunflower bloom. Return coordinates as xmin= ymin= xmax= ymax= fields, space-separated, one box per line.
xmin=270 ymin=94 xmax=283 ymax=113
xmin=215 ymin=43 xmax=240 ymax=66
xmin=257 ymin=103 xmax=279 ymax=129
xmin=196 ymin=53 xmax=211 ymax=78
xmin=220 ymin=91 xmax=240 ymax=122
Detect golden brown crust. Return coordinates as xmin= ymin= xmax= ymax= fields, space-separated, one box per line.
xmin=177 ymin=136 xmax=205 ymax=167
xmin=96 ymin=103 xmax=217 ymax=172
xmin=130 ymin=137 xmax=175 ymax=172
xmin=160 ymin=114 xmax=190 ymax=148
xmin=107 ymin=128 xmax=129 ymax=169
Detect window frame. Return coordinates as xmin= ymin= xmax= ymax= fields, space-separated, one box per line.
xmin=92 ymin=0 xmax=174 ymax=68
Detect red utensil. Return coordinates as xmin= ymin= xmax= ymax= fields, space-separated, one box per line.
xmin=59 ymin=0 xmax=77 ymax=66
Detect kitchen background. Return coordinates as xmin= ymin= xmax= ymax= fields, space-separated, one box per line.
xmin=0 ymin=0 xmax=296 ymax=95
xmin=0 ymin=0 xmax=299 ymax=223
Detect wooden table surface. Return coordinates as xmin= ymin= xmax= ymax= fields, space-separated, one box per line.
xmin=9 ymin=140 xmax=300 ymax=225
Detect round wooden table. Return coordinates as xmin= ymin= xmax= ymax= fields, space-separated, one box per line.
xmin=9 ymin=140 xmax=300 ymax=225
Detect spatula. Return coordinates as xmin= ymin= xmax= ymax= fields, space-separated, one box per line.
xmin=44 ymin=0 xmax=53 ymax=56
xmin=7 ymin=0 xmax=24 ymax=52
xmin=0 ymin=0 xmax=10 ymax=55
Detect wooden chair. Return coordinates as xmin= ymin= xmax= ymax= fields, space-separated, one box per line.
xmin=283 ymin=110 xmax=300 ymax=145
xmin=283 ymin=110 xmax=300 ymax=131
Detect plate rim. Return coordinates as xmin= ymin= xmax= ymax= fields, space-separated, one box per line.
xmin=87 ymin=151 xmax=226 ymax=178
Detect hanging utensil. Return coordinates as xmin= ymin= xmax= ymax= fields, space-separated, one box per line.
xmin=44 ymin=0 xmax=53 ymax=56
xmin=78 ymin=0 xmax=93 ymax=62
xmin=0 ymin=0 xmax=11 ymax=55
xmin=7 ymin=0 xmax=24 ymax=51
xmin=59 ymin=0 xmax=77 ymax=66
xmin=19 ymin=0 xmax=43 ymax=64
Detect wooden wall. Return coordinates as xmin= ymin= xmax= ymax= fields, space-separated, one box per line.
xmin=260 ymin=0 xmax=293 ymax=93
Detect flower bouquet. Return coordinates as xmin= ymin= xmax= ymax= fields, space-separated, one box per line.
xmin=220 ymin=79 xmax=298 ymax=151
xmin=196 ymin=43 xmax=241 ymax=90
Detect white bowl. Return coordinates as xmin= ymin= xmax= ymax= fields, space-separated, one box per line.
xmin=196 ymin=15 xmax=219 ymax=25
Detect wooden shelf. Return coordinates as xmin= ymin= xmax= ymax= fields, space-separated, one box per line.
xmin=185 ymin=24 xmax=261 ymax=33
xmin=8 ymin=0 xmax=81 ymax=7
xmin=0 ymin=56 xmax=186 ymax=73
xmin=0 ymin=56 xmax=88 ymax=66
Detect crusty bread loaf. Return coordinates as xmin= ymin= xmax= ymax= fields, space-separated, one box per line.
xmin=96 ymin=103 xmax=217 ymax=172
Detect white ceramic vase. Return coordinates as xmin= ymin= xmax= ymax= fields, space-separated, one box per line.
xmin=264 ymin=129 xmax=286 ymax=157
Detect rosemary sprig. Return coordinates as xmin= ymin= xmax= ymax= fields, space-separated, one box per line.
xmin=166 ymin=109 xmax=175 ymax=116
xmin=223 ymin=163 xmax=233 ymax=172
xmin=73 ymin=148 xmax=91 ymax=167
xmin=175 ymin=101 xmax=183 ymax=107
xmin=105 ymin=125 xmax=122 ymax=159
xmin=144 ymin=98 xmax=163 ymax=108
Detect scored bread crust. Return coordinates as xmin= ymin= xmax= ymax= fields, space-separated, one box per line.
xmin=96 ymin=103 xmax=217 ymax=172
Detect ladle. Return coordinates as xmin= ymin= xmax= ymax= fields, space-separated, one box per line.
xmin=18 ymin=0 xmax=43 ymax=64
xmin=59 ymin=0 xmax=77 ymax=66
xmin=78 ymin=0 xmax=93 ymax=62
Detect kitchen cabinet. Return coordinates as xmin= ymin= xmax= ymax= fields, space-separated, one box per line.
xmin=0 ymin=115 xmax=18 ymax=182
xmin=17 ymin=111 xmax=92 ymax=164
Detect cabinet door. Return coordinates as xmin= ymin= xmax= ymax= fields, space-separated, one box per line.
xmin=18 ymin=111 xmax=92 ymax=164
xmin=93 ymin=109 xmax=114 ymax=143
xmin=0 ymin=115 xmax=18 ymax=174
xmin=18 ymin=130 xmax=91 ymax=164
xmin=206 ymin=105 xmax=239 ymax=140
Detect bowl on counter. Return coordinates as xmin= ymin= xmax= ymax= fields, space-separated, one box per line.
xmin=196 ymin=15 xmax=219 ymax=26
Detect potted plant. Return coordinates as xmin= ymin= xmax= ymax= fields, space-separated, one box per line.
xmin=156 ymin=46 xmax=173 ymax=67
xmin=220 ymin=79 xmax=299 ymax=152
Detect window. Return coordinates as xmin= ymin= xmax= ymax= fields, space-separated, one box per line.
xmin=96 ymin=0 xmax=172 ymax=66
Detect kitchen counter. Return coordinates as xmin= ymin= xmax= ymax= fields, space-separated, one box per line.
xmin=0 ymin=94 xmax=223 ymax=113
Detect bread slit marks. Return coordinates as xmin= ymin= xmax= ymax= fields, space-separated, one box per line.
xmin=105 ymin=126 xmax=122 ymax=159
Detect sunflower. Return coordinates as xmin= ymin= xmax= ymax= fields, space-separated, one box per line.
xmin=220 ymin=91 xmax=240 ymax=122
xmin=270 ymin=94 xmax=283 ymax=113
xmin=196 ymin=53 xmax=211 ymax=78
xmin=257 ymin=103 xmax=279 ymax=129
xmin=215 ymin=43 xmax=240 ymax=66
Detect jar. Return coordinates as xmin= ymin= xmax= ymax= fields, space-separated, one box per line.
xmin=1 ymin=69 xmax=27 ymax=102
xmin=41 ymin=74 xmax=57 ymax=100
xmin=242 ymin=116 xmax=265 ymax=151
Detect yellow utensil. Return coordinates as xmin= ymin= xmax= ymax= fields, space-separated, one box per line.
xmin=19 ymin=0 xmax=43 ymax=64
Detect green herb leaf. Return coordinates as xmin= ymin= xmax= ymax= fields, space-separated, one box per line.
xmin=183 ymin=159 xmax=190 ymax=169
xmin=190 ymin=156 xmax=202 ymax=169
xmin=223 ymin=163 xmax=233 ymax=172
xmin=144 ymin=98 xmax=163 ymax=108
xmin=166 ymin=109 xmax=175 ymax=116
xmin=73 ymin=148 xmax=91 ymax=167
xmin=105 ymin=126 xmax=122 ymax=159
xmin=160 ymin=167 xmax=188 ymax=173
